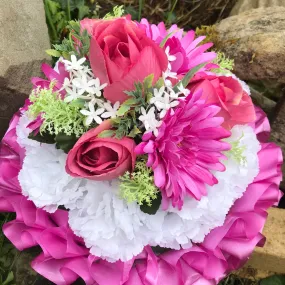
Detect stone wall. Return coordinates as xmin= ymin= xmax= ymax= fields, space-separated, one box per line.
xmin=231 ymin=0 xmax=285 ymax=15
xmin=0 ymin=0 xmax=50 ymax=138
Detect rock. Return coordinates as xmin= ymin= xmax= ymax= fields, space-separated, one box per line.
xmin=231 ymin=0 xmax=285 ymax=16
xmin=250 ymin=89 xmax=277 ymax=115
xmin=0 ymin=0 xmax=50 ymax=77
xmin=270 ymin=94 xmax=285 ymax=190
xmin=0 ymin=0 xmax=50 ymax=139
xmin=245 ymin=208 xmax=285 ymax=273
xmin=216 ymin=7 xmax=285 ymax=84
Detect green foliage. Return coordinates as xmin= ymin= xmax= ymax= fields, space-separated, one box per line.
xmin=0 ymin=213 xmax=17 ymax=285
xmin=28 ymin=85 xmax=87 ymax=137
xmin=195 ymin=25 xmax=220 ymax=48
xmin=212 ymin=52 xmax=234 ymax=75
xmin=260 ymin=275 xmax=285 ymax=285
xmin=111 ymin=116 xmax=137 ymax=139
xmin=50 ymin=20 xmax=91 ymax=59
xmin=44 ymin=0 xmax=100 ymax=45
xmin=103 ymin=5 xmax=125 ymax=19
xmin=28 ymin=131 xmax=56 ymax=144
xmin=140 ymin=192 xmax=162 ymax=215
xmin=55 ymin=132 xmax=78 ymax=153
xmin=219 ymin=274 xmax=257 ymax=285
xmin=173 ymin=63 xmax=207 ymax=91
xmin=111 ymin=75 xmax=156 ymax=139
xmin=119 ymin=159 xmax=159 ymax=207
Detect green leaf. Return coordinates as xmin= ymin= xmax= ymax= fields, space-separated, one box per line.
xmin=146 ymin=91 xmax=153 ymax=103
xmin=47 ymin=0 xmax=61 ymax=15
xmin=143 ymin=74 xmax=154 ymax=89
xmin=46 ymin=49 xmax=61 ymax=57
xmin=154 ymin=77 xmax=164 ymax=89
xmin=98 ymin=130 xmax=115 ymax=138
xmin=2 ymin=271 xmax=14 ymax=285
xmin=159 ymin=30 xmax=176 ymax=48
xmin=78 ymin=5 xmax=90 ymax=19
xmin=260 ymin=275 xmax=285 ymax=285
xmin=140 ymin=193 xmax=162 ymax=215
xmin=70 ymin=99 xmax=86 ymax=108
xmin=28 ymin=131 xmax=56 ymax=144
xmin=55 ymin=132 xmax=78 ymax=153
xmin=128 ymin=126 xmax=141 ymax=138
xmin=174 ymin=63 xmax=206 ymax=90
xmin=117 ymin=104 xmax=131 ymax=116
xmin=123 ymin=98 xmax=138 ymax=106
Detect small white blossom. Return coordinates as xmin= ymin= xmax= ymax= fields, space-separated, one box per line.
xmin=72 ymin=74 xmax=100 ymax=96
xmin=165 ymin=46 xmax=177 ymax=70
xmin=139 ymin=107 xmax=162 ymax=136
xmin=62 ymin=55 xmax=86 ymax=71
xmin=150 ymin=87 xmax=180 ymax=119
xmin=80 ymin=102 xmax=105 ymax=126
xmin=163 ymin=70 xmax=177 ymax=87
xmin=149 ymin=86 xmax=165 ymax=105
xmin=64 ymin=86 xmax=81 ymax=103
xmin=90 ymin=97 xmax=105 ymax=108
xmin=92 ymin=78 xmax=108 ymax=97
xmin=62 ymin=77 xmax=72 ymax=90
xmin=177 ymin=83 xmax=190 ymax=97
xmin=101 ymin=101 xmax=120 ymax=119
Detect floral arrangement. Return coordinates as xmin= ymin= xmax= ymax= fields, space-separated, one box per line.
xmin=0 ymin=7 xmax=283 ymax=285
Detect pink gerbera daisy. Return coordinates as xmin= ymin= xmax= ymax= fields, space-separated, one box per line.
xmin=135 ymin=90 xmax=231 ymax=210
xmin=137 ymin=19 xmax=217 ymax=74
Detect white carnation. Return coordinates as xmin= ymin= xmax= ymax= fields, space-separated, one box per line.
xmin=16 ymin=114 xmax=261 ymax=261
xmin=69 ymin=125 xmax=260 ymax=261
xmin=17 ymin=114 xmax=85 ymax=212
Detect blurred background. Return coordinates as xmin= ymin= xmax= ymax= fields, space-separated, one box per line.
xmin=0 ymin=0 xmax=285 ymax=284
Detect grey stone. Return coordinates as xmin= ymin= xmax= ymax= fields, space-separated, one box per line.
xmin=216 ymin=7 xmax=285 ymax=84
xmin=231 ymin=0 xmax=285 ymax=15
xmin=0 ymin=0 xmax=50 ymax=77
xmin=0 ymin=0 xmax=51 ymax=139
xmin=251 ymin=89 xmax=277 ymax=115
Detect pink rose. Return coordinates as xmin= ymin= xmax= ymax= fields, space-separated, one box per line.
xmin=81 ymin=17 xmax=168 ymax=104
xmin=189 ymin=73 xmax=256 ymax=129
xmin=66 ymin=121 xmax=136 ymax=180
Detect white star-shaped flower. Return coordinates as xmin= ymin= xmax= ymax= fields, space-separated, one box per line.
xmin=139 ymin=107 xmax=162 ymax=136
xmin=89 ymin=97 xmax=105 ymax=108
xmin=150 ymin=87 xmax=180 ymax=119
xmin=72 ymin=74 xmax=100 ymax=96
xmin=80 ymin=102 xmax=105 ymax=126
xmin=149 ymin=86 xmax=165 ymax=105
xmin=155 ymin=92 xmax=180 ymax=119
xmin=64 ymin=85 xmax=80 ymax=103
xmin=62 ymin=55 xmax=86 ymax=71
xmin=62 ymin=77 xmax=72 ymax=90
xmin=177 ymin=83 xmax=190 ymax=97
xmin=92 ymin=78 xmax=108 ymax=97
xmin=165 ymin=46 xmax=177 ymax=70
xmin=163 ymin=70 xmax=177 ymax=87
xmin=101 ymin=101 xmax=120 ymax=119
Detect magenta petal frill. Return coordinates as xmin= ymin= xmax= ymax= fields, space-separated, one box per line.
xmin=137 ymin=19 xmax=217 ymax=75
xmin=0 ymin=104 xmax=282 ymax=285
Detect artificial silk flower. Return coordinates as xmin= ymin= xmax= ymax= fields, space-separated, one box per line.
xmin=0 ymin=11 xmax=282 ymax=285
xmin=85 ymin=17 xmax=168 ymax=103
xmin=136 ymin=91 xmax=231 ymax=209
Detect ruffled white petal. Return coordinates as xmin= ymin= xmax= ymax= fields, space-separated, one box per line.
xmin=17 ymin=114 xmax=261 ymax=262
xmin=69 ymin=125 xmax=260 ymax=262
xmin=17 ymin=114 xmax=85 ymax=212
